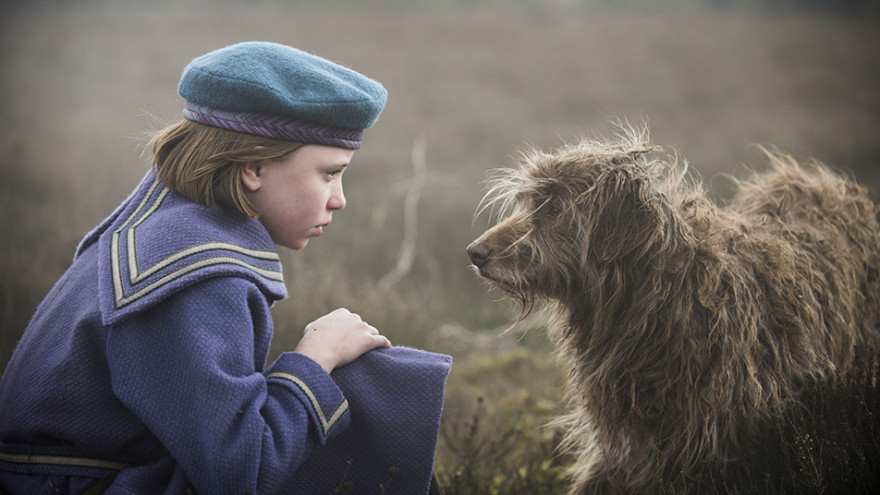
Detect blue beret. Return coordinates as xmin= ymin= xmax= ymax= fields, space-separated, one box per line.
xmin=178 ymin=41 xmax=387 ymax=149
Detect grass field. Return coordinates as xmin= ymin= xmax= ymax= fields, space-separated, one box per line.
xmin=2 ymin=1 xmax=879 ymax=492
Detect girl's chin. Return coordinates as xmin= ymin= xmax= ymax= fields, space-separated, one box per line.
xmin=275 ymin=238 xmax=309 ymax=251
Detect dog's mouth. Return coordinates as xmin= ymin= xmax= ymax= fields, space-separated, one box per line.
xmin=470 ymin=263 xmax=495 ymax=281
xmin=468 ymin=240 xmax=531 ymax=298
xmin=470 ymin=264 xmax=494 ymax=282
xmin=471 ymin=265 xmax=519 ymax=296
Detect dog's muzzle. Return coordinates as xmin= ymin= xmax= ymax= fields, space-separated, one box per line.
xmin=467 ymin=241 xmax=491 ymax=268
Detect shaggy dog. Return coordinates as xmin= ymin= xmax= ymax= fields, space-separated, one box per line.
xmin=467 ymin=128 xmax=880 ymax=494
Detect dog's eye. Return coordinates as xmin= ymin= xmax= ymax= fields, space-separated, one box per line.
xmin=543 ymin=201 xmax=562 ymax=217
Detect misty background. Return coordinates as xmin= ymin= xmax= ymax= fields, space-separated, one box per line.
xmin=1 ymin=0 xmax=879 ymax=488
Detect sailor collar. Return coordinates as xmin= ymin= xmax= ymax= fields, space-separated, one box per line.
xmin=78 ymin=172 xmax=287 ymax=326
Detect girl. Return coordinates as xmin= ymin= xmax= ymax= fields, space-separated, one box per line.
xmin=0 ymin=42 xmax=450 ymax=494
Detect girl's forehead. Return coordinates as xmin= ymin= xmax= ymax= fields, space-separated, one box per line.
xmin=300 ymin=144 xmax=355 ymax=163
xmin=275 ymin=145 xmax=355 ymax=171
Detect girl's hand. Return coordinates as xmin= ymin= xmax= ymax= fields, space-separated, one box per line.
xmin=293 ymin=308 xmax=391 ymax=373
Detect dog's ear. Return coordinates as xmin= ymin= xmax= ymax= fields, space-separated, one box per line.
xmin=588 ymin=170 xmax=665 ymax=263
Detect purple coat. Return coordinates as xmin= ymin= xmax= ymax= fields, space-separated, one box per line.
xmin=0 ymin=172 xmax=451 ymax=494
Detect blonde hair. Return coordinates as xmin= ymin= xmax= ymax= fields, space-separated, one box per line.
xmin=149 ymin=119 xmax=303 ymax=217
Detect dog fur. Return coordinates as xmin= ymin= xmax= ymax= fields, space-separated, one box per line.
xmin=467 ymin=127 xmax=880 ymax=493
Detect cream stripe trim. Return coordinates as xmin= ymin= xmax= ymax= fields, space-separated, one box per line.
xmin=131 ymin=242 xmax=281 ymax=284
xmin=109 ymin=180 xmax=283 ymax=309
xmin=111 ymin=179 xmax=162 ymax=305
xmin=266 ymin=372 xmax=349 ymax=436
xmin=0 ymin=451 xmax=128 ymax=471
xmin=127 ymin=187 xmax=171 ymax=283
xmin=114 ymin=256 xmax=284 ymax=308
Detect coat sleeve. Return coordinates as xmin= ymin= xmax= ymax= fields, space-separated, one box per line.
xmin=106 ymin=276 xmax=349 ymax=494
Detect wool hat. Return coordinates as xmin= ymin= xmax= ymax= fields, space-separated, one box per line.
xmin=178 ymin=41 xmax=387 ymax=149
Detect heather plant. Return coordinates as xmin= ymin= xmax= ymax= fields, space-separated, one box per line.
xmin=434 ymin=345 xmax=571 ymax=494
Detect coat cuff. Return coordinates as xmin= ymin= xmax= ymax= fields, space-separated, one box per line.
xmin=265 ymin=352 xmax=349 ymax=442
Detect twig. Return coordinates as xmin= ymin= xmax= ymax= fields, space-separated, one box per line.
xmin=377 ymin=135 xmax=428 ymax=292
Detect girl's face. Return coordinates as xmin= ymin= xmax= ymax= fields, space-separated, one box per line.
xmin=242 ymin=144 xmax=354 ymax=250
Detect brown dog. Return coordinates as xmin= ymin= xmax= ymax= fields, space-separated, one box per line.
xmin=467 ymin=127 xmax=880 ymax=493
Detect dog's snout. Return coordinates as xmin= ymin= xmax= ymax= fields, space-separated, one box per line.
xmin=467 ymin=241 xmax=492 ymax=268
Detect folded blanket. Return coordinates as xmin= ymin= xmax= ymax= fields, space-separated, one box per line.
xmin=290 ymin=346 xmax=452 ymax=494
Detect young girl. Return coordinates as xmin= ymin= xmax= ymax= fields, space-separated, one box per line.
xmin=0 ymin=42 xmax=450 ymax=494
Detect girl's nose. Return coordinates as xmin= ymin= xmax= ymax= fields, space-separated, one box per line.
xmin=328 ymin=185 xmax=346 ymax=211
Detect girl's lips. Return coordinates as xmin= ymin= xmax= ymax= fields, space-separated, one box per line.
xmin=314 ymin=223 xmax=330 ymax=236
xmin=313 ymin=220 xmax=331 ymax=236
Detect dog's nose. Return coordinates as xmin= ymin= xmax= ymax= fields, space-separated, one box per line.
xmin=467 ymin=241 xmax=492 ymax=268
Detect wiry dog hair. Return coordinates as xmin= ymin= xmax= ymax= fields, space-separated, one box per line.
xmin=467 ymin=126 xmax=880 ymax=493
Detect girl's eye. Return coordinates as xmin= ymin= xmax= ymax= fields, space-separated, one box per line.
xmin=325 ymin=169 xmax=343 ymax=179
